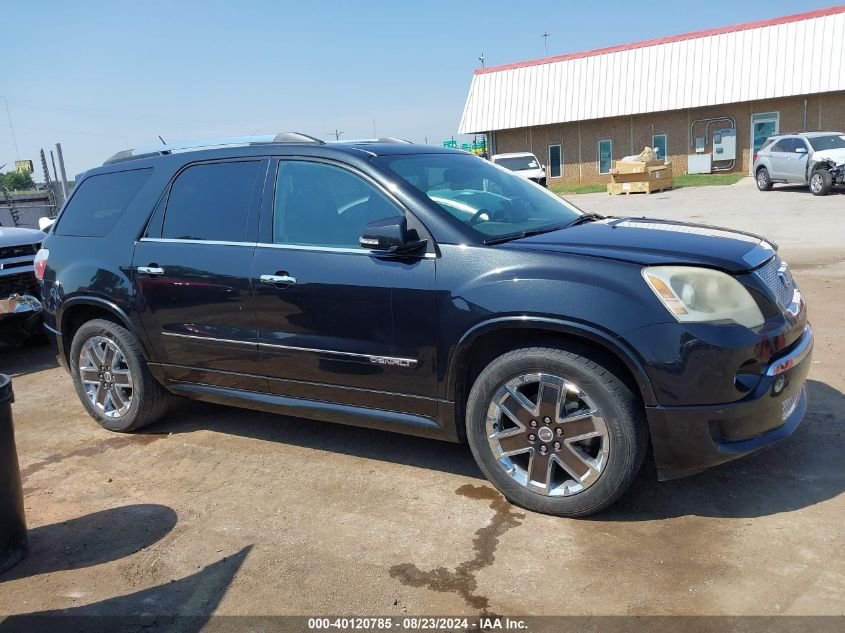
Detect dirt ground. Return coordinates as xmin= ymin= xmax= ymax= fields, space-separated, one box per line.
xmin=0 ymin=178 xmax=843 ymax=620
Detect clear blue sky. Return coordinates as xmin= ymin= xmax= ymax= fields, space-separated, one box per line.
xmin=2 ymin=0 xmax=839 ymax=177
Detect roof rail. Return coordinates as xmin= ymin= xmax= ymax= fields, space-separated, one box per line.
xmin=330 ymin=137 xmax=413 ymax=145
xmin=103 ymin=132 xmax=325 ymax=165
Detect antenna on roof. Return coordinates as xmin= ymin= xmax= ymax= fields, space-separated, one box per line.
xmin=158 ymin=135 xmax=167 ymax=145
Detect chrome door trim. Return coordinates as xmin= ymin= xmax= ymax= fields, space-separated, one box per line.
xmin=160 ymin=331 xmax=418 ymax=368
xmin=161 ymin=331 xmax=257 ymax=348
xmin=139 ymin=238 xmax=258 ymax=247
xmin=254 ymin=242 xmax=436 ymax=258
xmin=259 ymin=342 xmax=418 ymax=368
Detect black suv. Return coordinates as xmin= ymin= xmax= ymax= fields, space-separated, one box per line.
xmin=37 ymin=133 xmax=813 ymax=516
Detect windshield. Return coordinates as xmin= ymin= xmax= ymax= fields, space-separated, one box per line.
xmin=375 ymin=153 xmax=581 ymax=241
xmin=808 ymin=135 xmax=845 ymax=151
xmin=492 ymin=155 xmax=540 ymax=171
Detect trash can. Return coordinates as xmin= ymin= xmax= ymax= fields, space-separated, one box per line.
xmin=0 ymin=374 xmax=27 ymax=574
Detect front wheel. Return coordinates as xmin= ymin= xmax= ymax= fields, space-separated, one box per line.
xmin=69 ymin=319 xmax=169 ymax=432
xmin=809 ymin=169 xmax=832 ymax=196
xmin=465 ymin=346 xmax=647 ymax=517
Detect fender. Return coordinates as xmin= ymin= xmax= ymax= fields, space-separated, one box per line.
xmin=57 ymin=295 xmax=152 ymax=361
xmin=446 ymin=316 xmax=657 ymax=406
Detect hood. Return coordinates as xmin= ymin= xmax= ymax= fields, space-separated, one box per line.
xmin=813 ymin=148 xmax=845 ymax=164
xmin=0 ymin=226 xmax=45 ymax=249
xmin=502 ymin=217 xmax=776 ymax=273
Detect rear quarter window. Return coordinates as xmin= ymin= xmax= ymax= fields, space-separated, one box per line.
xmin=55 ymin=168 xmax=153 ymax=237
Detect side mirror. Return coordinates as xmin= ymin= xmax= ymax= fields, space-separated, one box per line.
xmin=359 ymin=216 xmax=427 ymax=256
xmin=795 ymin=146 xmax=807 ymax=154
xmin=38 ymin=216 xmax=55 ymax=231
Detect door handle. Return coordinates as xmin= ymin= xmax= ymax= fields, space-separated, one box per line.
xmin=137 ymin=266 xmax=165 ymax=276
xmin=260 ymin=274 xmax=297 ymax=287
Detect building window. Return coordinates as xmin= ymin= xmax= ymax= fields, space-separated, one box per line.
xmin=598 ymin=140 xmax=612 ymax=174
xmin=652 ymin=134 xmax=667 ymax=162
xmin=548 ymin=144 xmax=562 ymax=178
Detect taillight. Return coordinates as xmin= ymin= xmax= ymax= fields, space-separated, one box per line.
xmin=753 ymin=151 xmax=759 ymax=162
xmin=34 ymin=248 xmax=49 ymax=281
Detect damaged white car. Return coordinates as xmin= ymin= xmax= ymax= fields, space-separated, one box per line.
xmin=753 ymin=132 xmax=845 ymax=195
xmin=0 ymin=226 xmax=44 ymax=344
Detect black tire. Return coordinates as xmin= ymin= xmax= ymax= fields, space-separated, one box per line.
xmin=809 ymin=169 xmax=833 ymax=196
xmin=466 ymin=346 xmax=647 ymax=517
xmin=756 ymin=167 xmax=773 ymax=191
xmin=69 ymin=318 xmax=169 ymax=432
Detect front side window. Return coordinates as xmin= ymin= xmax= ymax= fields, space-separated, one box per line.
xmin=598 ymin=140 xmax=613 ymax=174
xmin=273 ymin=161 xmax=402 ymax=248
xmin=375 ymin=152 xmax=581 ymax=241
xmin=548 ymin=145 xmax=562 ymax=178
xmin=162 ymin=161 xmax=260 ymax=241
xmin=808 ymin=134 xmax=845 ymax=151
xmin=771 ymin=138 xmax=794 ymax=153
xmin=55 ymin=168 xmax=152 ymax=237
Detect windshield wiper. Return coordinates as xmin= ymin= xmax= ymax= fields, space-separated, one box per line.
xmin=565 ymin=212 xmax=605 ymax=228
xmin=483 ymin=223 xmax=569 ymax=246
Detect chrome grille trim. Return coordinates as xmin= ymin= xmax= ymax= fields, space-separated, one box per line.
xmin=755 ymin=256 xmax=795 ymax=308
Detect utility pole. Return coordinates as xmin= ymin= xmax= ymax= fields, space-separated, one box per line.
xmin=372 ymin=119 xmax=377 ymax=138
xmin=0 ymin=96 xmax=20 ymax=160
xmin=55 ymin=143 xmax=69 ymax=198
xmin=478 ymin=53 xmax=485 ymax=68
xmin=542 ymin=32 xmax=551 ymax=57
xmin=327 ymin=129 xmax=343 ymax=141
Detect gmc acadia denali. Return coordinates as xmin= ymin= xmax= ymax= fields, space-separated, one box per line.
xmin=36 ymin=133 xmax=813 ymax=516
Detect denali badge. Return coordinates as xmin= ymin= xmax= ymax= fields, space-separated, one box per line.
xmin=369 ymin=356 xmax=415 ymax=368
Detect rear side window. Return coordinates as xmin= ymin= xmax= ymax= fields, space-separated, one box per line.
xmin=55 ymin=168 xmax=152 ymax=237
xmin=162 ymin=161 xmax=260 ymax=241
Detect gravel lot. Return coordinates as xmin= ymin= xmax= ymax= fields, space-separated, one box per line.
xmin=1 ymin=178 xmax=843 ymax=620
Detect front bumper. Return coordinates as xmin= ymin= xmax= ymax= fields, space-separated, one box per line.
xmin=0 ymin=294 xmax=42 ymax=343
xmin=646 ymin=324 xmax=813 ymax=478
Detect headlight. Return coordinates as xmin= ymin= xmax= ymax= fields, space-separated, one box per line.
xmin=642 ymin=266 xmax=765 ymax=328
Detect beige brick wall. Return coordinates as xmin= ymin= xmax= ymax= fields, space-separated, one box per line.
xmin=490 ymin=90 xmax=845 ymax=185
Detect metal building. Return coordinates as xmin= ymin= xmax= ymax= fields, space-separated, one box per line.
xmin=459 ymin=6 xmax=845 ymax=184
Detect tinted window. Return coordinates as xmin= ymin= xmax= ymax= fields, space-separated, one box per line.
xmin=375 ymin=153 xmax=580 ymax=241
xmin=274 ymin=161 xmax=401 ymax=248
xmin=771 ymin=138 xmax=794 ymax=152
xmin=55 ymin=168 xmax=152 ymax=237
xmin=162 ymin=161 xmax=260 ymax=241
xmin=598 ymin=140 xmax=612 ymax=174
xmin=494 ymin=155 xmax=540 ymax=171
xmin=548 ymin=145 xmax=562 ymax=178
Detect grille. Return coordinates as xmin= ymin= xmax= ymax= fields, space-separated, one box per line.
xmin=755 ymin=256 xmax=795 ymax=308
xmin=0 ymin=243 xmax=38 ymax=261
xmin=0 ymin=271 xmax=39 ymax=298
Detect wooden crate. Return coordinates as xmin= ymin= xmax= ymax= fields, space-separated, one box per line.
xmin=614 ymin=159 xmax=665 ymax=174
xmin=612 ymin=166 xmax=673 ymax=183
xmin=607 ymin=176 xmax=674 ymax=195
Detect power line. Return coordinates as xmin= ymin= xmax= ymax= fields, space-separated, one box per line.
xmin=0 ymin=96 xmax=20 ymax=160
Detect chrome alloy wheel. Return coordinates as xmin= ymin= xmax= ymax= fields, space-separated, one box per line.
xmin=78 ymin=336 xmax=134 ymax=418
xmin=486 ymin=373 xmax=610 ymax=496
xmin=810 ymin=172 xmax=823 ymax=193
xmin=757 ymin=170 xmax=769 ymax=189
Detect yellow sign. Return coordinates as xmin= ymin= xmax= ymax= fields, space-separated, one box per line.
xmin=15 ymin=160 xmax=33 ymax=174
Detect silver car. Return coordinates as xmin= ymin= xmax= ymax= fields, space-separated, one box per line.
xmin=753 ymin=131 xmax=845 ymax=195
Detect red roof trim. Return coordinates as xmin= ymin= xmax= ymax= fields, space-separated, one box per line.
xmin=475 ymin=5 xmax=845 ymax=75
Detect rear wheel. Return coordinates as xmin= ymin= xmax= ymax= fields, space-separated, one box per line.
xmin=809 ymin=169 xmax=832 ymax=196
xmin=465 ymin=346 xmax=647 ymax=517
xmin=69 ymin=319 xmax=169 ymax=432
xmin=756 ymin=167 xmax=773 ymax=191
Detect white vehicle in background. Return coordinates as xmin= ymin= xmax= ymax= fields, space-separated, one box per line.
xmin=491 ymin=152 xmax=547 ymax=187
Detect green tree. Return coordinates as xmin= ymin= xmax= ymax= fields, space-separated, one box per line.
xmin=1 ymin=171 xmax=35 ymax=191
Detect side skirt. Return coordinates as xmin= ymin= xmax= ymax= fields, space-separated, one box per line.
xmin=166 ymin=382 xmax=460 ymax=442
